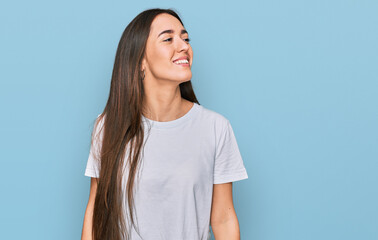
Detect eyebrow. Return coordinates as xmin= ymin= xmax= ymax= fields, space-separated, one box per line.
xmin=157 ymin=29 xmax=188 ymax=38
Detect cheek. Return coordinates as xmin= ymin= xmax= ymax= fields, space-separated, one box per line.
xmin=153 ymin=46 xmax=172 ymax=63
xmin=188 ymin=46 xmax=193 ymax=55
xmin=146 ymin=44 xmax=168 ymax=66
xmin=189 ymin=48 xmax=194 ymax=64
xmin=147 ymin=47 xmax=175 ymax=75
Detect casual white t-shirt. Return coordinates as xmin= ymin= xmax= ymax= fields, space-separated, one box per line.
xmin=84 ymin=102 xmax=248 ymax=240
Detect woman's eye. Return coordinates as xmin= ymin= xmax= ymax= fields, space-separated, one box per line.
xmin=163 ymin=38 xmax=191 ymax=43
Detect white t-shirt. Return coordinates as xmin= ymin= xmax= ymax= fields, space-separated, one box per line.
xmin=84 ymin=102 xmax=248 ymax=240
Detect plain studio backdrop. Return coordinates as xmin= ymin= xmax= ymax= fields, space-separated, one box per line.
xmin=0 ymin=0 xmax=377 ymax=239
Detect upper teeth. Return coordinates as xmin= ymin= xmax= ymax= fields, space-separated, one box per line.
xmin=174 ymin=59 xmax=189 ymax=64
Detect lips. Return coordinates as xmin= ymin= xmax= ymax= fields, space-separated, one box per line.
xmin=173 ymin=56 xmax=189 ymax=63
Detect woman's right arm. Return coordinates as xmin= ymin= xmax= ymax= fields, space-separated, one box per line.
xmin=81 ymin=177 xmax=98 ymax=240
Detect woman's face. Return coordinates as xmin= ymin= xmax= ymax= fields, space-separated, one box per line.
xmin=142 ymin=13 xmax=193 ymax=83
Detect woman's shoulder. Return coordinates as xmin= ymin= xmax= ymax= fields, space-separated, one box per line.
xmin=195 ymin=103 xmax=230 ymax=128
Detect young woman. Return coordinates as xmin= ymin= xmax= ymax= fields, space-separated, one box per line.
xmin=81 ymin=8 xmax=248 ymax=240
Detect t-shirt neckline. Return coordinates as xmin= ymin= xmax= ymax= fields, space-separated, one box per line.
xmin=142 ymin=102 xmax=200 ymax=129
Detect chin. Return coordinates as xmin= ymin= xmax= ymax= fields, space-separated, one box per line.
xmin=181 ymin=78 xmax=192 ymax=83
xmin=180 ymin=76 xmax=192 ymax=82
xmin=181 ymin=72 xmax=192 ymax=79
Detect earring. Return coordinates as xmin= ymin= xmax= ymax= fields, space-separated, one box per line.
xmin=142 ymin=69 xmax=145 ymax=80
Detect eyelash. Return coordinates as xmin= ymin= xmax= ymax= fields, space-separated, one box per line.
xmin=163 ymin=38 xmax=191 ymax=43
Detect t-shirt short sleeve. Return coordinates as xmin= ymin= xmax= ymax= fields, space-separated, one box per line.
xmin=84 ymin=115 xmax=103 ymax=178
xmin=213 ymin=120 xmax=248 ymax=184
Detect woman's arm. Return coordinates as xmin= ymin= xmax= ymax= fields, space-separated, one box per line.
xmin=81 ymin=177 xmax=98 ymax=240
xmin=210 ymin=182 xmax=241 ymax=240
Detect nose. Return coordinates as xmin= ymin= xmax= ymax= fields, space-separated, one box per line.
xmin=175 ymin=36 xmax=190 ymax=52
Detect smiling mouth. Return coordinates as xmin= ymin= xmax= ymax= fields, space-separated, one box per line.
xmin=173 ymin=59 xmax=190 ymax=66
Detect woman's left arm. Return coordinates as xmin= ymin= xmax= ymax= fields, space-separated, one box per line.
xmin=210 ymin=182 xmax=241 ymax=240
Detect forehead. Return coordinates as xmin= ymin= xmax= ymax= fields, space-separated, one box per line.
xmin=150 ymin=13 xmax=184 ymax=37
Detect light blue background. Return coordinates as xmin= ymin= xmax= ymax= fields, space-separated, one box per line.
xmin=1 ymin=0 xmax=377 ymax=239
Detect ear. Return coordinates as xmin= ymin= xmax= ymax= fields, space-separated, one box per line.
xmin=141 ymin=57 xmax=147 ymax=71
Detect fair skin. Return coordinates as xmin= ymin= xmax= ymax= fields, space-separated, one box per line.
xmin=140 ymin=13 xmax=194 ymax=121
xmin=81 ymin=178 xmax=97 ymax=240
xmin=82 ymin=13 xmax=241 ymax=240
xmin=210 ymin=182 xmax=241 ymax=240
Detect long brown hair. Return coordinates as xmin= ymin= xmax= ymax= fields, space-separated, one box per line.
xmin=90 ymin=8 xmax=199 ymax=240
